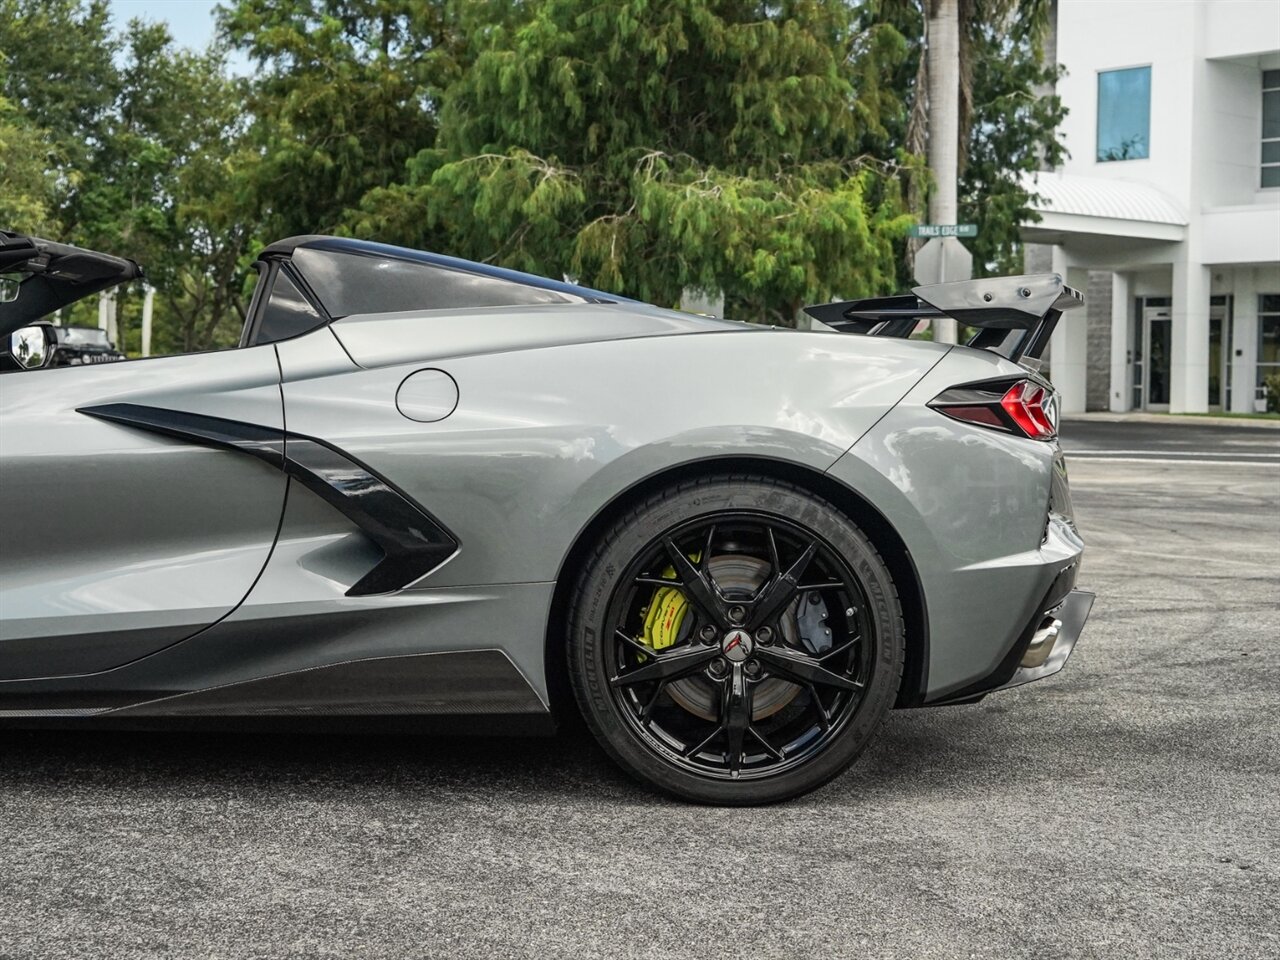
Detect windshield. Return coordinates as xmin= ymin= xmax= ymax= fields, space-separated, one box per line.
xmin=56 ymin=326 xmax=111 ymax=347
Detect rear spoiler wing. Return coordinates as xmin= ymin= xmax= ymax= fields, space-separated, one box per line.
xmin=803 ymin=274 xmax=1084 ymax=363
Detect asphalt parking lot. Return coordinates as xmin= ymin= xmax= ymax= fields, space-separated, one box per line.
xmin=2 ymin=421 xmax=1277 ymax=959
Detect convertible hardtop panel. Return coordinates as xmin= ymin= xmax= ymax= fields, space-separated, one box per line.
xmin=0 ymin=231 xmax=143 ymax=336
xmin=260 ymin=235 xmax=628 ymax=308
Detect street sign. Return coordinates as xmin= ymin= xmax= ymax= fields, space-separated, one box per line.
xmin=909 ymin=223 xmax=978 ymax=238
xmin=913 ymin=236 xmax=973 ymax=286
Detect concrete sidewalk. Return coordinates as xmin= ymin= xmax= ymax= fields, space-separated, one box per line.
xmin=1064 ymin=411 xmax=1280 ymax=429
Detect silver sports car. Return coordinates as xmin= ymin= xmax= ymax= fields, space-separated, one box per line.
xmin=0 ymin=230 xmax=1092 ymax=804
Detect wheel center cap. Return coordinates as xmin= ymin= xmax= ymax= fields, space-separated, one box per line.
xmin=721 ymin=629 xmax=754 ymax=663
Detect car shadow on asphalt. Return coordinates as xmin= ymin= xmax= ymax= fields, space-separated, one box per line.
xmin=1 ymin=724 xmax=614 ymax=784
xmin=0 ymin=705 xmax=1009 ymax=806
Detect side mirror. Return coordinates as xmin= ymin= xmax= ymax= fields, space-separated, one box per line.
xmin=8 ymin=324 xmax=57 ymax=370
xmin=0 ymin=277 xmax=18 ymax=303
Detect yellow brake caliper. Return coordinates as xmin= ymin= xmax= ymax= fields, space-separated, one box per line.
xmin=641 ymin=551 xmax=701 ymax=651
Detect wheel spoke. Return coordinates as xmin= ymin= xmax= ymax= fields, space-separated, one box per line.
xmin=683 ymin=722 xmax=725 ymax=759
xmin=610 ymin=642 xmax=717 ymax=687
xmin=722 ymin=663 xmax=752 ymax=776
xmin=615 ymin=630 xmax=655 ymax=660
xmin=641 ymin=679 xmax=669 ymax=720
xmin=746 ymin=540 xmax=818 ymax=631
xmin=662 ymin=538 xmax=728 ymax=629
xmin=814 ymin=635 xmax=860 ymax=663
xmin=795 ymin=580 xmax=842 ymax=592
xmin=755 ymin=644 xmax=863 ymax=692
xmin=634 ymin=575 xmax=679 ymax=587
xmin=806 ymin=683 xmax=831 ymax=732
xmin=749 ymin=726 xmax=785 ymax=762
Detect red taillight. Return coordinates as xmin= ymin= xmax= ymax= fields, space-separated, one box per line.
xmin=929 ymin=378 xmax=1058 ymax=441
xmin=1000 ymin=381 xmax=1057 ymax=440
xmin=939 ymin=404 xmax=1005 ymax=428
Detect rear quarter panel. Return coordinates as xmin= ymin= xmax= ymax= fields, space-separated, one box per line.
xmin=829 ymin=347 xmax=1082 ymax=700
xmin=286 ymin=308 xmax=950 ymax=589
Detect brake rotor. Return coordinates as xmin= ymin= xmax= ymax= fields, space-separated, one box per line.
xmin=646 ymin=553 xmax=807 ymax=722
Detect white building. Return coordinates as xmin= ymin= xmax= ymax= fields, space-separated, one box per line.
xmin=1022 ymin=0 xmax=1280 ymax=414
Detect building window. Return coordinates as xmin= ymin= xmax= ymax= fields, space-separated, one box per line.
xmin=1097 ymin=66 xmax=1151 ymax=161
xmin=1263 ymin=70 xmax=1280 ymax=188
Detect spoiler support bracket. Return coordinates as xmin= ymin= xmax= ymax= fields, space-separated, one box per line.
xmin=804 ymin=274 xmax=1084 ymax=363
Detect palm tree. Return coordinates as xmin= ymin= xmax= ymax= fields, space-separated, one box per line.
xmin=884 ymin=0 xmax=1055 ymax=339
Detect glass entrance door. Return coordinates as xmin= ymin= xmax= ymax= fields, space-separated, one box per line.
xmin=1141 ymin=298 xmax=1171 ymax=410
xmin=1147 ymin=317 xmax=1171 ymax=408
xmin=1131 ymin=298 xmax=1144 ymax=410
xmin=1209 ymin=296 xmax=1233 ymax=410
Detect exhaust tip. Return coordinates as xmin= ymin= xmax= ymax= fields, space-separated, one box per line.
xmin=1021 ymin=617 xmax=1063 ymax=669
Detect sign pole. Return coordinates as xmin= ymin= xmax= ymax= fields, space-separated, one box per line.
xmin=141 ymin=286 xmax=154 ymax=358
xmin=927 ymin=0 xmax=960 ymax=344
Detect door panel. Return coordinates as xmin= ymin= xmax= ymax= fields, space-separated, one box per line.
xmin=0 ymin=346 xmax=287 ymax=680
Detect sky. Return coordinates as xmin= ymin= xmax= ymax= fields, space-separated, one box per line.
xmin=109 ymin=1 xmax=222 ymax=51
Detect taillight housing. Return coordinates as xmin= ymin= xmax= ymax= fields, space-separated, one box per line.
xmin=929 ymin=378 xmax=1059 ymax=441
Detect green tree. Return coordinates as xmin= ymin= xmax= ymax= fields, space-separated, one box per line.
xmin=958 ymin=16 xmax=1064 ymax=274
xmin=0 ymin=95 xmax=62 ymax=233
xmin=0 ymin=0 xmax=120 ymax=233
xmin=868 ymin=0 xmax=1063 ymax=276
xmin=1 ymin=3 xmax=260 ymax=350
xmin=351 ymin=0 xmax=913 ymax=322
xmin=219 ymin=0 xmax=460 ymax=240
xmin=84 ymin=22 xmax=261 ymax=352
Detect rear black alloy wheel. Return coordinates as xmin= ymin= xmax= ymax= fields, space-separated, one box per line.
xmin=569 ymin=475 xmax=904 ymax=805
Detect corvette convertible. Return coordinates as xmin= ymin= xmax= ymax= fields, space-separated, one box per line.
xmin=0 ymin=229 xmax=1092 ymax=804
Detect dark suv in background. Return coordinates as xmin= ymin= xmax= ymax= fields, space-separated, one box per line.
xmin=46 ymin=325 xmax=125 ymax=366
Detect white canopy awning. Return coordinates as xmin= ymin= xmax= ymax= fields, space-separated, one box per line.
xmin=1020 ymin=171 xmax=1187 ymax=243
